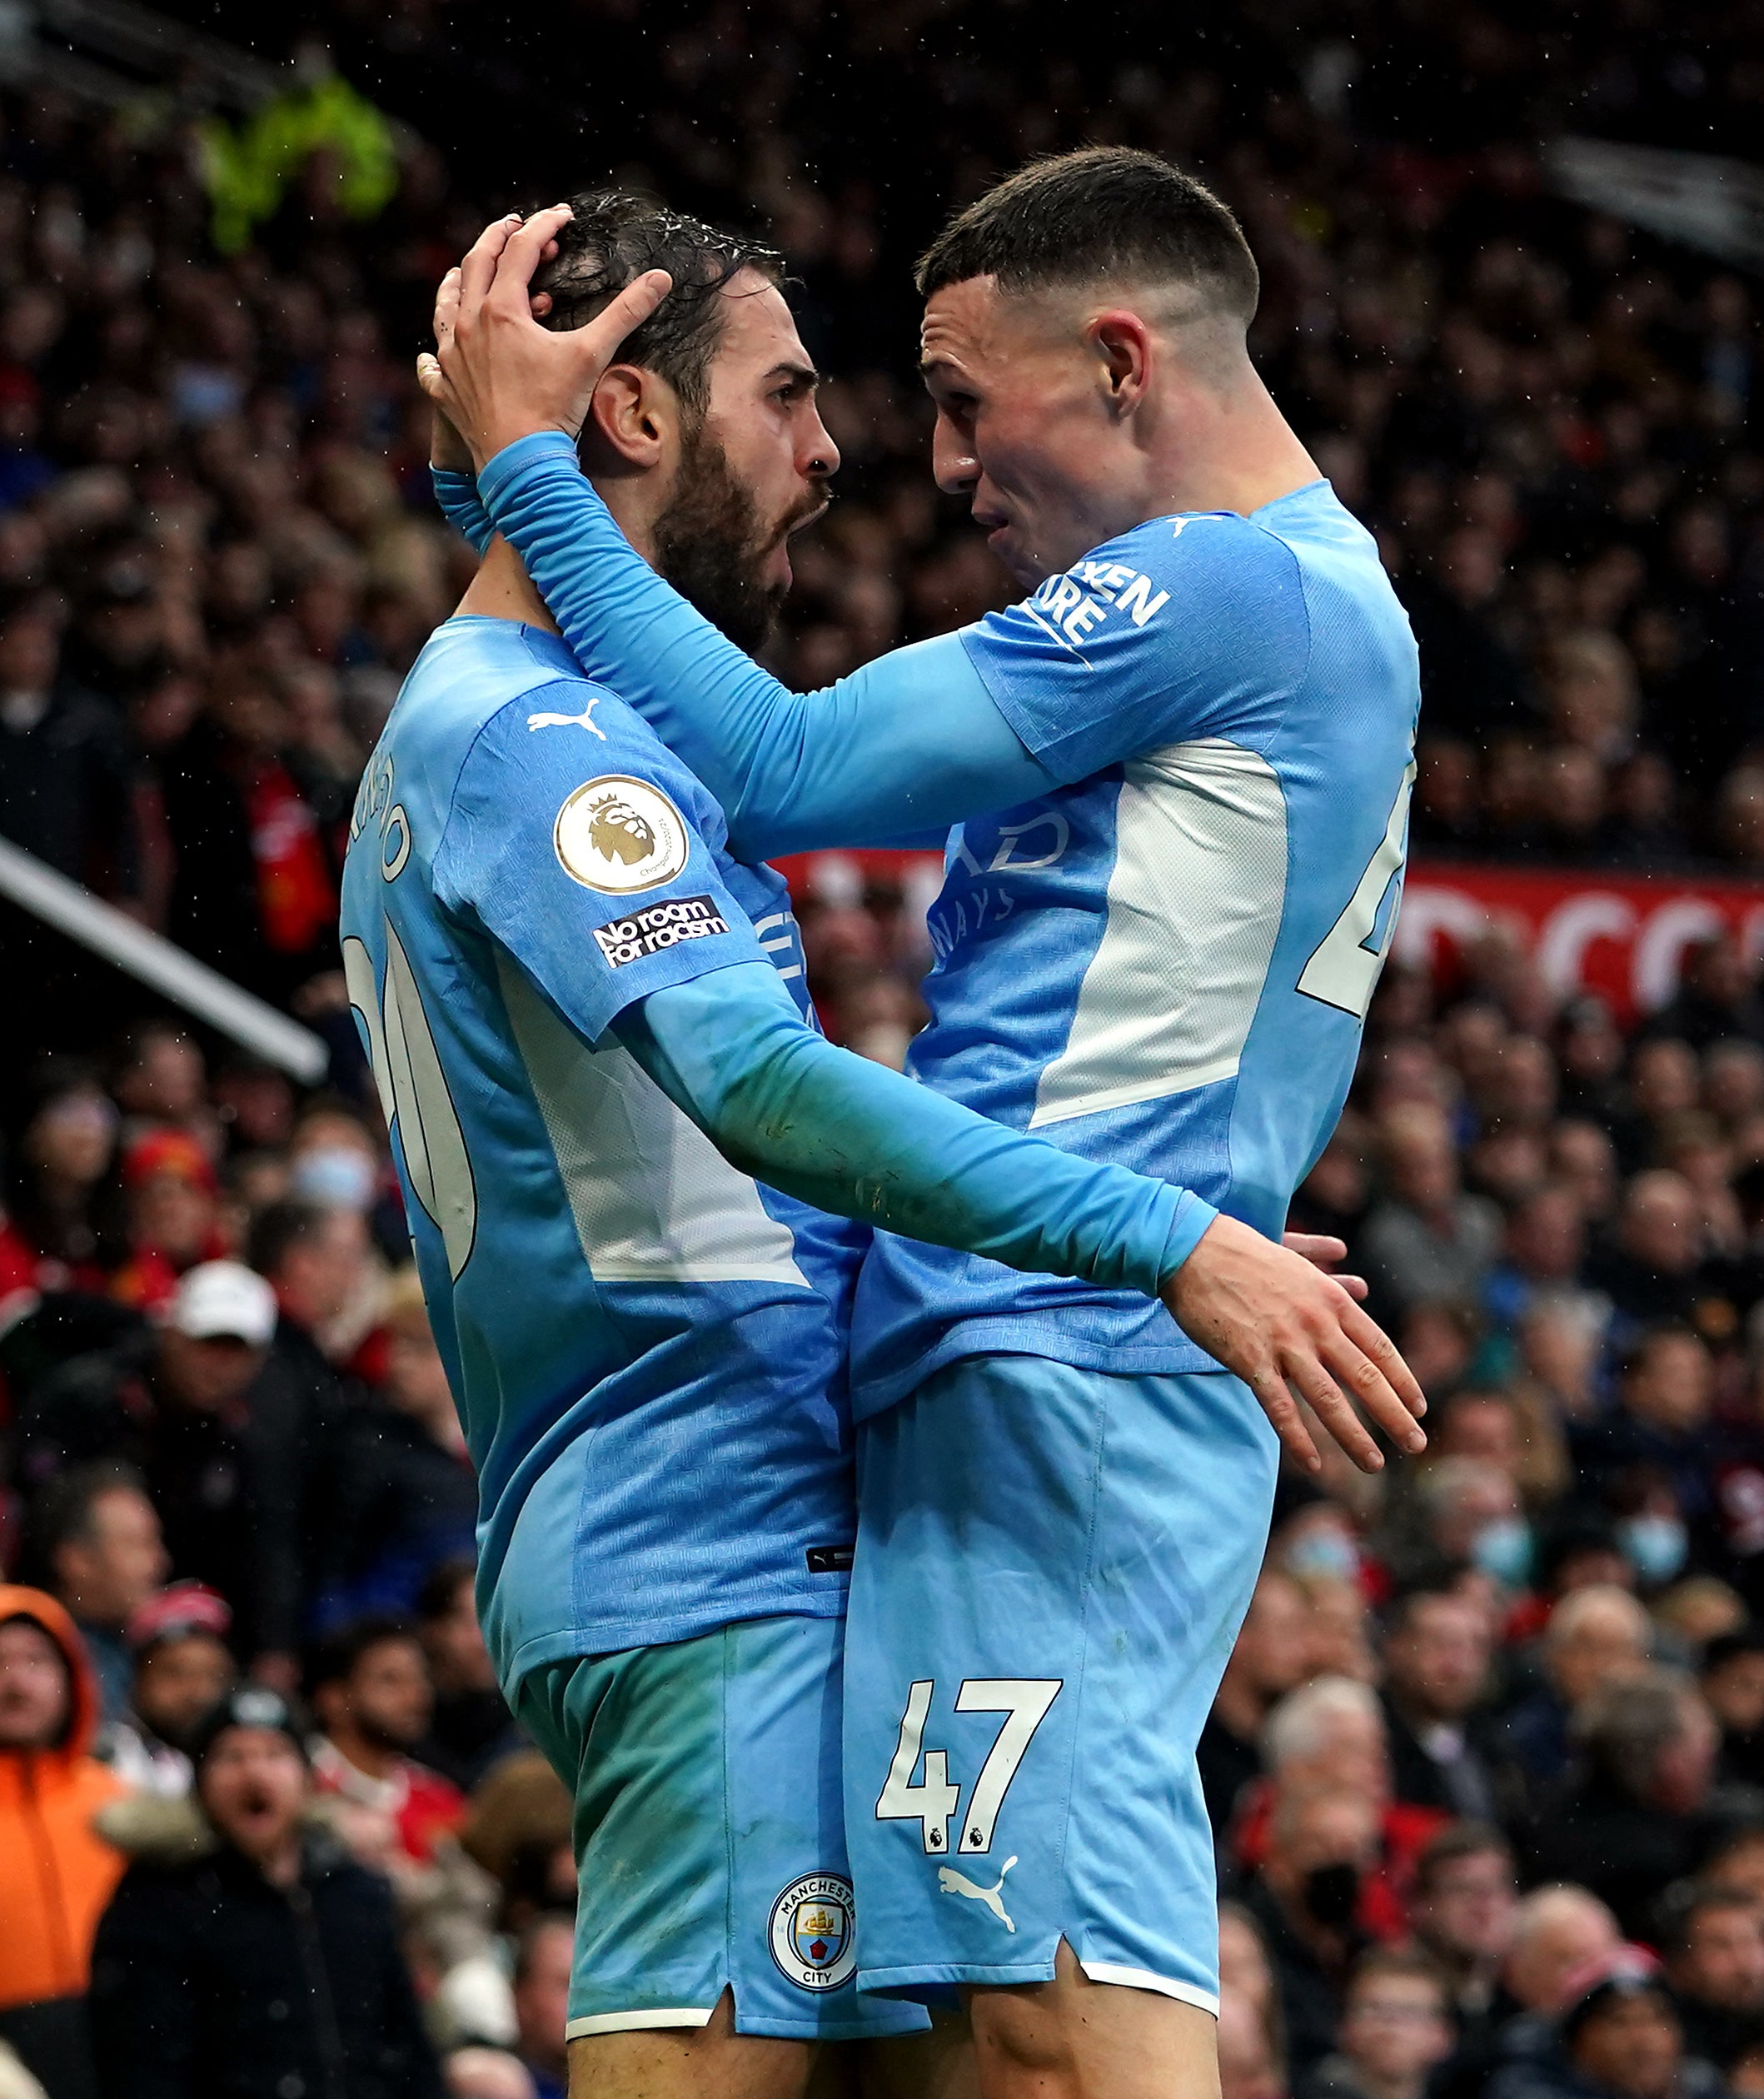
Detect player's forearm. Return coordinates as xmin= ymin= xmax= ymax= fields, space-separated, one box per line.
xmin=616 ymin=963 xmax=1214 ymax=1293
xmin=476 ymin=433 xmax=1054 ymax=858
xmin=432 ymin=466 xmax=495 ymax=556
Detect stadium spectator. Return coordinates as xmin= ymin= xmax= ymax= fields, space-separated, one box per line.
xmin=0 ymin=1585 xmax=126 ymax=2099
xmin=1587 ymin=1175 xmax=1712 ymax=1331
xmin=1380 ymin=1586 xmax=1501 ymax=1820
xmin=0 ymin=597 xmax=135 ymax=899
xmin=1435 ymin=1884 xmax=1627 ymax=2099
xmin=23 ymin=1465 xmax=167 ymax=1723
xmin=107 ymin=1131 xmax=223 ymax=1316
xmin=19 ymin=1264 xmax=282 ymax=1659
xmin=1524 ymin=1668 xmax=1728 ymax=1937
xmin=1218 ymin=1900 xmax=1289 ymax=2099
xmin=306 ymin=1614 xmax=465 ymax=1870
xmin=1410 ymin=1822 xmax=1521 ymax=2031
xmin=97 ymin=1583 xmax=234 ymax=1800
xmin=309 ymin=1268 xmax=477 ymax=1630
xmin=1487 ymin=1947 xmax=1718 ymax=2099
xmin=1298 ymin=1948 xmax=1454 ymax=2099
xmin=413 ymin=1559 xmax=522 ymax=1795
xmin=1499 ymin=1584 xmax=1653 ymax=1788
xmin=238 ymin=1202 xmax=365 ymax=1682
xmin=508 ymin=1913 xmax=572 ymax=2099
xmin=1658 ymin=1881 xmax=1764 ymax=2074
xmin=1199 ymin=1569 xmax=1313 ymax=1837
xmin=1358 ymin=1106 xmax=1502 ymax=1324
xmin=1572 ymin=1326 xmax=1721 ymax=1553
xmin=1240 ymin=1786 xmax=1383 ymax=2077
xmin=89 ymin=1683 xmax=442 ymax=2098
xmin=1702 ymin=1627 xmax=1764 ymax=1786
xmin=3 ymin=1076 xmax=117 ymax=1290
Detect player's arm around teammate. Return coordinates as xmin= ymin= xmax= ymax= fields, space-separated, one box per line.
xmin=421 ymin=208 xmax=1426 ymax=1487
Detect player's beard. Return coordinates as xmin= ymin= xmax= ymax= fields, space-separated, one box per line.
xmin=652 ymin=416 xmax=819 ymax=653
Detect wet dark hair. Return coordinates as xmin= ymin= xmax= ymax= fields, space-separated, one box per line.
xmin=915 ymin=146 xmax=1258 ymax=327
xmin=531 ymin=190 xmax=785 ymax=420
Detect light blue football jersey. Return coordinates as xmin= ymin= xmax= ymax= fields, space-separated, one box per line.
xmin=339 ymin=616 xmax=865 ymax=1688
xmin=850 ymin=481 xmax=1420 ymax=1413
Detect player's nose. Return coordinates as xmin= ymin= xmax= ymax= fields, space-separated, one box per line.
xmin=931 ymin=412 xmax=979 ymax=496
xmin=801 ymin=406 xmax=840 ymax=481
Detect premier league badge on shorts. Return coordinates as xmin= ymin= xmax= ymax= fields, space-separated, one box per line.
xmin=769 ymin=1872 xmax=857 ymax=1992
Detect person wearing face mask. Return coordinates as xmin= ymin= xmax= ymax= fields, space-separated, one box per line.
xmin=285 ymin=1106 xmax=408 ymax=1267
xmin=1240 ymin=1785 xmax=1383 ymax=2081
xmin=1232 ymin=1676 xmax=1452 ymax=1943
xmin=1524 ymin=1666 xmax=1736 ymax=1939
xmin=1612 ymin=1481 xmax=1695 ymax=1593
xmin=1398 ymin=1458 xmax=1535 ymax=1595
xmin=1573 ymin=1327 xmax=1721 ymax=1566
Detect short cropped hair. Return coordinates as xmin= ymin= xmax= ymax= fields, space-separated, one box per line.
xmin=22 ymin=1460 xmax=152 ymax=1587
xmin=531 ymin=191 xmax=785 ymax=419
xmin=246 ymin=1197 xmax=331 ymax=1280
xmin=1656 ymin=1878 xmax=1762 ymax=1958
xmin=1347 ymin=1946 xmax=1450 ymax=2006
xmin=306 ymin=1613 xmax=420 ymax=1695
xmin=915 ymin=147 xmax=1258 ymax=324
xmin=1414 ymin=1820 xmax=1516 ymax=1896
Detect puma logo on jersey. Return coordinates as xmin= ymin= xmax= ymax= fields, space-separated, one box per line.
xmin=527 ymin=700 xmax=607 ymax=739
xmin=937 ymin=1857 xmax=1018 ymax=1932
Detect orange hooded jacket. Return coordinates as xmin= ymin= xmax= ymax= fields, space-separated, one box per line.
xmin=0 ymin=1584 xmax=128 ymax=2009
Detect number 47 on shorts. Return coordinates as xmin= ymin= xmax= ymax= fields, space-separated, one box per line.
xmin=875 ymin=1678 xmax=1060 ymax=1857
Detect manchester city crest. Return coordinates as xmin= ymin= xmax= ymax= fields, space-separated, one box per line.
xmin=768 ymin=1872 xmax=857 ymax=1992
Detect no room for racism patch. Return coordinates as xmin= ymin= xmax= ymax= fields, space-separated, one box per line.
xmin=591 ymin=894 xmax=730 ymax=966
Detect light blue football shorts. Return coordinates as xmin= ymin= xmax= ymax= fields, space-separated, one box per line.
xmin=844 ymin=1355 xmax=1278 ymax=2011
xmin=515 ymin=1613 xmax=929 ymax=2042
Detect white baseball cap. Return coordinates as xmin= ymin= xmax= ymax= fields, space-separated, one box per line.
xmin=168 ymin=1261 xmax=277 ymax=1348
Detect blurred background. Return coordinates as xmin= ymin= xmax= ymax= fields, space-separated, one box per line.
xmin=6 ymin=5 xmax=1764 ymax=2098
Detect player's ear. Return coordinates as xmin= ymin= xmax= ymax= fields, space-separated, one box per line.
xmin=583 ymin=363 xmax=668 ymax=470
xmin=1089 ymin=310 xmax=1153 ymax=413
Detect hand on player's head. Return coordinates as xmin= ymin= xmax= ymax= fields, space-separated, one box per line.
xmin=416 ymin=207 xmax=672 ymax=473
xmin=1164 ymin=1214 xmax=1427 ymax=1477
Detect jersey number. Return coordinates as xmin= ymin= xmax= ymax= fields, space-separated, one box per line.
xmin=875 ymin=1678 xmax=1060 ymax=1855
xmin=1296 ymin=758 xmax=1417 ymax=1020
xmin=343 ymin=925 xmax=477 ymax=1279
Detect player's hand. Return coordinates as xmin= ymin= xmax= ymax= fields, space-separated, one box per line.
xmin=416 ymin=207 xmax=671 ymax=471
xmin=1161 ymin=1214 xmax=1426 ymax=1475
xmin=1282 ymin=1230 xmax=1368 ymax=1303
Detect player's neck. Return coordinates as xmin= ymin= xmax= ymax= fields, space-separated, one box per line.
xmin=456 ymin=538 xmax=561 ymax=633
xmin=1151 ymin=373 xmax=1321 ymax=521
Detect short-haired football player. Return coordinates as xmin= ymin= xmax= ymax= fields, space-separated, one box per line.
xmin=423 ymin=147 xmax=1426 ymax=2099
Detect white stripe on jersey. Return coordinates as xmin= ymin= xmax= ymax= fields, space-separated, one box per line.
xmin=496 ymin=952 xmax=809 ymax=1286
xmin=1029 ymin=739 xmax=1287 ymax=1129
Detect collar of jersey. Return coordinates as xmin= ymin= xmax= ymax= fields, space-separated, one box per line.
xmin=441 ymin=614 xmax=579 ymax=676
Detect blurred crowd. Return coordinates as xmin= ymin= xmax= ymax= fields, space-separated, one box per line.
xmin=6 ymin=1 xmax=1764 ymax=2096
